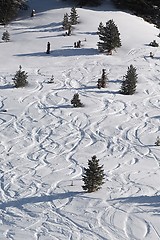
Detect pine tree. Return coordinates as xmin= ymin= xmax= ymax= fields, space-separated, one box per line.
xmin=97 ymin=22 xmax=104 ymax=35
xmin=97 ymin=19 xmax=121 ymax=54
xmin=82 ymin=155 xmax=105 ymax=193
xmin=97 ymin=69 xmax=108 ymax=89
xmin=69 ymin=7 xmax=79 ymax=25
xmin=62 ymin=13 xmax=70 ymax=30
xmin=0 ymin=0 xmax=27 ymax=24
xmin=12 ymin=65 xmax=28 ymax=88
xmin=71 ymin=93 xmax=83 ymax=107
xmin=2 ymin=30 xmax=10 ymax=42
xmin=120 ymin=65 xmax=138 ymax=95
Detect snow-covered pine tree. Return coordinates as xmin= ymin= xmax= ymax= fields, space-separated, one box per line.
xmin=69 ymin=7 xmax=79 ymax=25
xmin=71 ymin=93 xmax=83 ymax=107
xmin=97 ymin=19 xmax=121 ymax=54
xmin=82 ymin=155 xmax=105 ymax=193
xmin=120 ymin=65 xmax=138 ymax=95
xmin=12 ymin=65 xmax=28 ymax=88
xmin=2 ymin=30 xmax=10 ymax=42
xmin=62 ymin=13 xmax=70 ymax=30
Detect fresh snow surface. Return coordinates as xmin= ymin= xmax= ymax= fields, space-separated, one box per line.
xmin=0 ymin=0 xmax=160 ymax=239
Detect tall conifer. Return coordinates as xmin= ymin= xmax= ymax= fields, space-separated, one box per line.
xmin=120 ymin=65 xmax=138 ymax=95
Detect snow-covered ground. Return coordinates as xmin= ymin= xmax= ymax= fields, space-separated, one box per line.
xmin=0 ymin=0 xmax=160 ymax=239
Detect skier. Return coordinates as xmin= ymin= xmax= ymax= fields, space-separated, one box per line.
xmin=46 ymin=42 xmax=50 ymax=54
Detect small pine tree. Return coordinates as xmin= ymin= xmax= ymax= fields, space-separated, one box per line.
xmin=82 ymin=155 xmax=105 ymax=193
xmin=69 ymin=7 xmax=79 ymax=25
xmin=155 ymin=136 xmax=160 ymax=146
xmin=71 ymin=93 xmax=83 ymax=107
xmin=97 ymin=69 xmax=108 ymax=89
xmin=2 ymin=30 xmax=10 ymax=42
xmin=97 ymin=19 xmax=121 ymax=54
xmin=62 ymin=13 xmax=70 ymax=30
xmin=120 ymin=65 xmax=138 ymax=95
xmin=12 ymin=65 xmax=28 ymax=88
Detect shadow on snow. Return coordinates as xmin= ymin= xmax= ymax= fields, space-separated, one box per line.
xmin=0 ymin=191 xmax=84 ymax=210
xmin=14 ymin=48 xmax=98 ymax=57
xmin=110 ymin=195 xmax=160 ymax=208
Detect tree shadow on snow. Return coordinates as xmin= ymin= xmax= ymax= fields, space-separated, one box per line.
xmin=40 ymin=104 xmax=72 ymax=110
xmin=110 ymin=195 xmax=160 ymax=208
xmin=0 ymin=84 xmax=14 ymax=90
xmin=14 ymin=48 xmax=98 ymax=57
xmin=0 ymin=191 xmax=83 ymax=210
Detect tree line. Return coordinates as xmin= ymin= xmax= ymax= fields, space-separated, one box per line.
xmin=0 ymin=0 xmax=27 ymax=24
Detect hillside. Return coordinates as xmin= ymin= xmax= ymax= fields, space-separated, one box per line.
xmin=0 ymin=0 xmax=160 ymax=239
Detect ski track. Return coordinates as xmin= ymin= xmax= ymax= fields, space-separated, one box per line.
xmin=0 ymin=2 xmax=160 ymax=240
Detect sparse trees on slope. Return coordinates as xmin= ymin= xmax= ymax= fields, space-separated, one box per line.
xmin=82 ymin=155 xmax=105 ymax=193
xmin=120 ymin=65 xmax=138 ymax=95
xmin=97 ymin=19 xmax=121 ymax=54
xmin=2 ymin=30 xmax=10 ymax=42
xmin=12 ymin=65 xmax=28 ymax=88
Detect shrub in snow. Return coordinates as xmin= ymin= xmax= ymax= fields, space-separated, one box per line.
xmin=12 ymin=65 xmax=28 ymax=88
xmin=69 ymin=7 xmax=79 ymax=25
xmin=155 ymin=136 xmax=160 ymax=146
xmin=71 ymin=93 xmax=84 ymax=107
xmin=2 ymin=30 xmax=10 ymax=42
xmin=120 ymin=65 xmax=138 ymax=95
xmin=97 ymin=19 xmax=121 ymax=54
xmin=149 ymin=40 xmax=159 ymax=47
xmin=97 ymin=69 xmax=108 ymax=89
xmin=82 ymin=155 xmax=105 ymax=193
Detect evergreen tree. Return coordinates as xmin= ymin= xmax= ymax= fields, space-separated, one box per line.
xmin=97 ymin=19 xmax=121 ymax=54
xmin=0 ymin=0 xmax=27 ymax=24
xmin=71 ymin=93 xmax=83 ymax=107
xmin=97 ymin=21 xmax=104 ymax=35
xmin=82 ymin=155 xmax=105 ymax=193
xmin=97 ymin=69 xmax=108 ymax=89
xmin=69 ymin=7 xmax=79 ymax=25
xmin=2 ymin=30 xmax=10 ymax=42
xmin=12 ymin=65 xmax=28 ymax=88
xmin=62 ymin=13 xmax=70 ymax=30
xmin=120 ymin=65 xmax=138 ymax=95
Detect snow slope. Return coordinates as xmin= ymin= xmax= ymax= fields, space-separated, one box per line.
xmin=0 ymin=0 xmax=160 ymax=239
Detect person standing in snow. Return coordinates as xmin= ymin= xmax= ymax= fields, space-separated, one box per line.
xmin=46 ymin=42 xmax=50 ymax=54
xmin=31 ymin=9 xmax=36 ymax=17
